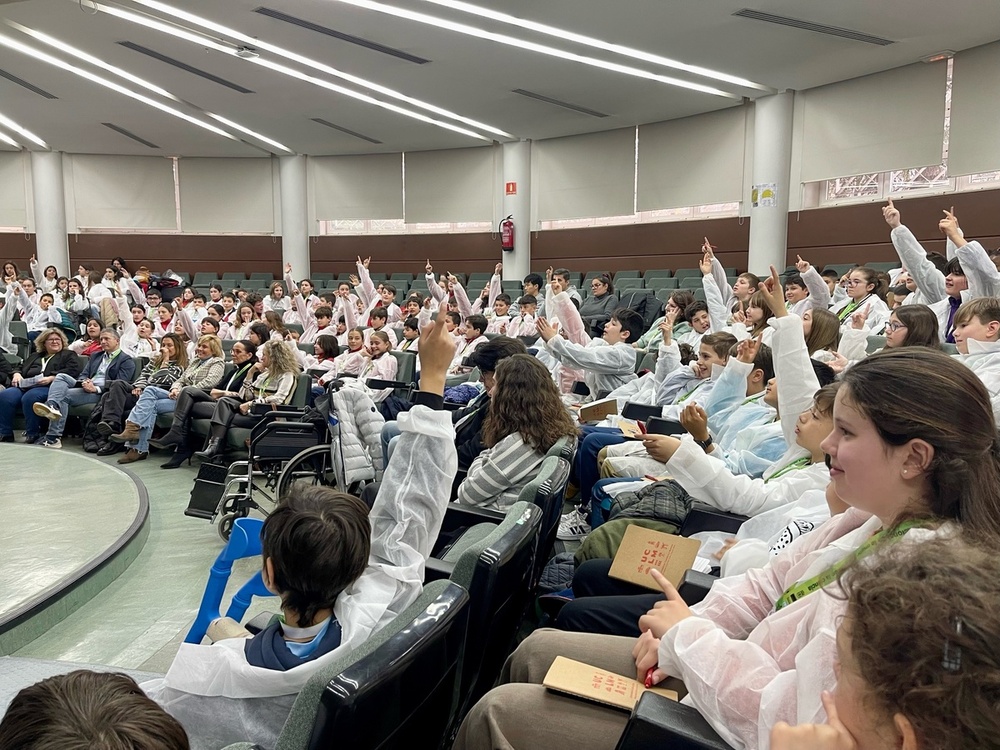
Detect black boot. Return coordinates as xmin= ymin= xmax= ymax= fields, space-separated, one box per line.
xmin=151 ymin=390 xmax=194 ymax=450
xmin=150 ymin=427 xmax=187 ymax=451
xmin=161 ymin=448 xmax=193 ymax=469
xmin=194 ymin=437 xmax=223 ymax=460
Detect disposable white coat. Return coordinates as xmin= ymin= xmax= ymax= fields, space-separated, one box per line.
xmin=143 ymin=406 xmax=457 ymax=749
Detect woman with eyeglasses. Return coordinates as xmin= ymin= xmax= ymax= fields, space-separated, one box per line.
xmin=578 ymin=273 xmax=619 ymax=337
xmin=830 ymin=266 xmax=891 ymax=334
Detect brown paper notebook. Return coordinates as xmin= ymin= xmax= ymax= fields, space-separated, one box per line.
xmin=608 ymin=524 xmax=701 ymax=590
xmin=543 ymin=656 xmax=678 ymax=711
xmin=579 ymin=397 xmax=619 ymax=423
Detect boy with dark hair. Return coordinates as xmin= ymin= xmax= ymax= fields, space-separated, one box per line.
xmin=487 ymin=293 xmax=513 ymax=334
xmin=538 ymin=298 xmax=642 ymax=400
xmin=145 ymin=311 xmax=462 ymax=747
xmin=399 ymin=316 xmax=421 ymax=352
xmin=507 ymin=294 xmax=538 ymax=338
xmin=448 ymin=313 xmax=488 ymax=378
xmin=0 ymin=670 xmax=189 ymax=750
xmin=365 ymin=306 xmax=397 ymax=347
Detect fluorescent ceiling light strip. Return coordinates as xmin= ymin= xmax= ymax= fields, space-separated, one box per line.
xmin=206 ymin=114 xmax=291 ymax=152
xmin=418 ymin=0 xmax=772 ymax=92
xmin=0 ymin=129 xmax=21 ymax=148
xmin=0 ymin=33 xmax=236 ymax=140
xmin=7 ymin=20 xmax=291 ymax=153
xmin=126 ymin=0 xmax=513 ymax=137
xmin=0 ymin=111 xmax=47 ymax=147
xmin=96 ymin=3 xmax=491 ymax=141
xmin=329 ymin=0 xmax=741 ymax=99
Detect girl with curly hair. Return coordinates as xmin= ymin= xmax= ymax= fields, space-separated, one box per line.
xmin=457 ymin=353 xmax=577 ymax=511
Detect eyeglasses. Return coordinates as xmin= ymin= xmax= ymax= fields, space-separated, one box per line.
xmin=845 ymin=279 xmax=868 ymax=287
xmin=886 ymin=321 xmax=907 ymax=332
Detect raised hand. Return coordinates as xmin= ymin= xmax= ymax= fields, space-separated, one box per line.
xmin=795 ymin=255 xmax=811 ymax=273
xmin=425 ymin=259 xmax=433 ymax=274
xmin=679 ymin=403 xmax=709 ymax=443
xmin=699 ymin=251 xmax=713 ymax=276
xmin=349 ymin=274 xmax=360 ymax=287
xmin=758 ymin=265 xmax=787 ymax=317
xmin=850 ymin=303 xmax=870 ymax=331
xmin=546 ymin=266 xmax=554 ymax=282
xmin=536 ymin=316 xmax=557 ymax=342
xmin=882 ymin=197 xmax=901 ymax=229
xmin=494 ymin=262 xmax=502 ymax=275
xmin=285 ymin=262 xmax=293 ymax=275
xmin=939 ymin=206 xmax=960 ymax=238
xmin=736 ymin=334 xmax=762 ymax=364
xmin=701 ymin=236 xmax=716 ymax=259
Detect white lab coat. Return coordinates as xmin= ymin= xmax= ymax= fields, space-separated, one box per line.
xmin=143 ymin=405 xmax=457 ymax=749
xmin=955 ymin=339 xmax=1000 ymax=428
xmin=659 ymin=509 xmax=950 ymax=749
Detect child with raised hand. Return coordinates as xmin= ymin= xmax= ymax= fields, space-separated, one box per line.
xmin=770 ymin=536 xmax=1000 ymax=750
xmin=144 ymin=308 xmax=460 ymax=749
xmin=785 ymin=255 xmax=832 ymax=315
xmin=701 ymin=236 xmax=759 ymax=318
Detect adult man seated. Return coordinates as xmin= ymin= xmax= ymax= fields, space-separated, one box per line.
xmin=33 ymin=328 xmax=135 ymax=449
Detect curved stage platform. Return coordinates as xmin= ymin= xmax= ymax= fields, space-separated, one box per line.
xmin=0 ymin=445 xmax=150 ymax=655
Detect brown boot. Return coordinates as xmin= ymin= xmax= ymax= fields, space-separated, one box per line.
xmin=117 ymin=448 xmax=148 ymax=464
xmin=110 ymin=421 xmax=141 ymax=444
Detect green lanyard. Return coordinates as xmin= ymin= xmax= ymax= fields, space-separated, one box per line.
xmin=774 ymin=519 xmax=926 ymax=611
xmin=764 ymin=456 xmax=811 ymax=483
xmin=677 ymin=379 xmax=707 ymax=404
xmin=837 ymin=295 xmax=870 ymax=322
xmin=255 ymin=374 xmax=272 ymax=399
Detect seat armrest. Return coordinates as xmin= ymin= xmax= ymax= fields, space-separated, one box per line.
xmin=621 ymin=402 xmax=661 ymax=422
xmin=615 ymin=692 xmax=733 ymax=750
xmin=366 ymin=378 xmax=408 ymax=391
xmin=438 ymin=503 xmax=504 ymax=535
xmin=677 ymin=569 xmax=717 ymax=606
xmin=423 ymin=557 xmax=456 ymax=582
xmin=679 ymin=504 xmax=748 ymax=536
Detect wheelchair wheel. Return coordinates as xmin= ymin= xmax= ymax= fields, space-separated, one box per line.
xmin=217 ymin=512 xmax=237 ymax=542
xmin=276 ymin=444 xmax=337 ymax=498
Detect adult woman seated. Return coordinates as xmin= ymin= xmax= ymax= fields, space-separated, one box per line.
xmin=194 ymin=339 xmax=301 ymax=459
xmin=456 ymin=354 xmax=577 ymax=511
xmin=0 ymin=328 xmax=82 ymax=443
xmin=149 ymin=339 xmax=259 ymax=468
xmin=578 ymin=274 xmax=618 ymax=337
xmin=110 ymin=335 xmax=225 ymax=464
xmin=92 ymin=333 xmax=187 ymax=456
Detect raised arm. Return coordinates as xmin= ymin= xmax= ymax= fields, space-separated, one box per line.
xmin=120 ymin=275 xmax=147 ymax=307
xmin=884 ymin=200 xmax=947 ymax=303
xmin=450 ymin=276 xmax=474 ymax=320
xmin=796 ymin=258 xmax=831 ymax=310
xmin=174 ymin=305 xmax=198 ymax=343
xmin=424 ymin=260 xmax=446 ymax=304
xmin=356 ymin=256 xmax=376 ymax=304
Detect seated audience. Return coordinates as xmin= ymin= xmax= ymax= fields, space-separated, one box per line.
xmin=578 ymin=273 xmax=618 ymax=336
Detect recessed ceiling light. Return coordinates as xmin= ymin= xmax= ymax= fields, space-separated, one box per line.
xmin=329 ymin=0 xmax=742 ymax=99
xmin=124 ymin=0 xmax=513 ymax=137
xmin=416 ymin=0 xmax=773 ymax=92
xmin=0 ymin=110 xmax=47 ymax=148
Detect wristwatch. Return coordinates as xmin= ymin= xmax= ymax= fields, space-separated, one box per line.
xmin=694 ymin=435 xmax=713 ymax=450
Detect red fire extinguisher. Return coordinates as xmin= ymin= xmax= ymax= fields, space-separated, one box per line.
xmin=499 ymin=215 xmax=514 ymax=251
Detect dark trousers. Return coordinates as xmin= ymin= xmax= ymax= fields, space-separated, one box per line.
xmin=169 ymin=386 xmax=221 ymax=431
xmin=554 ymin=558 xmax=663 ymax=637
xmin=208 ymin=396 xmax=258 ymax=440
xmin=99 ymin=380 xmax=140 ymax=427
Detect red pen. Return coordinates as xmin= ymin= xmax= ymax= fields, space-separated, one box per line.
xmin=644 ymin=667 xmax=654 ymax=688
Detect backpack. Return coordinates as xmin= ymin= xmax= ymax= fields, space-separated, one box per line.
xmin=617 ymin=289 xmax=662 ymax=331
xmin=81 ymin=400 xmax=111 ymax=454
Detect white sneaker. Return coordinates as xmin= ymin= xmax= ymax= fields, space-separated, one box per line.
xmin=556 ymin=508 xmax=591 ymax=541
xmin=33 ymin=401 xmax=62 ymax=422
xmin=40 ymin=437 xmax=62 ymax=449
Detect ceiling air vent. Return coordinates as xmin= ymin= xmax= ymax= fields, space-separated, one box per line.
xmin=117 ymin=41 xmax=255 ymax=93
xmin=102 ymin=122 xmax=160 ymax=149
xmin=732 ymin=9 xmax=895 ymax=46
xmin=0 ymin=68 xmax=57 ymax=98
xmin=311 ymin=118 xmax=383 ymax=144
xmin=254 ymin=7 xmax=430 ymax=64
xmin=511 ymin=89 xmax=609 ymax=118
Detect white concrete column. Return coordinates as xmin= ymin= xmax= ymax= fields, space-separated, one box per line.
xmin=501 ymin=140 xmax=531 ymax=281
xmin=747 ymin=92 xmax=794 ymax=276
xmin=278 ymin=154 xmax=310 ymax=277
xmin=30 ymin=151 xmax=70 ymax=274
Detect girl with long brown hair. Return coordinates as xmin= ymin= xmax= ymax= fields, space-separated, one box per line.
xmin=457 ymin=354 xmax=577 ymax=511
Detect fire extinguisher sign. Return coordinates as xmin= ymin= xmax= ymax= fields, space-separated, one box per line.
xmin=505 ymin=182 xmax=517 ymax=195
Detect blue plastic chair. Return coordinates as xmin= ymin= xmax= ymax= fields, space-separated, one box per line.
xmin=184 ymin=517 xmax=277 ymax=644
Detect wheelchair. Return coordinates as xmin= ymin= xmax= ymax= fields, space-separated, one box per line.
xmin=212 ymin=403 xmax=328 ymax=541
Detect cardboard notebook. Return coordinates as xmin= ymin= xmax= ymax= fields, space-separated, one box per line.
xmin=578 ymin=397 xmax=619 ymax=423
xmin=608 ymin=524 xmax=701 ymax=590
xmin=543 ymin=656 xmax=678 ymax=711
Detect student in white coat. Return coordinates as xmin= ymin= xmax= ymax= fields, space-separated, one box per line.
xmin=783 ymin=256 xmax=831 ymax=316
xmin=884 ymin=200 xmax=973 ymax=343
xmin=951 ymin=297 xmax=1000 ymax=428
xmin=829 ymin=266 xmax=891 ymax=333
xmin=454 ymin=346 xmax=1000 ymax=750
